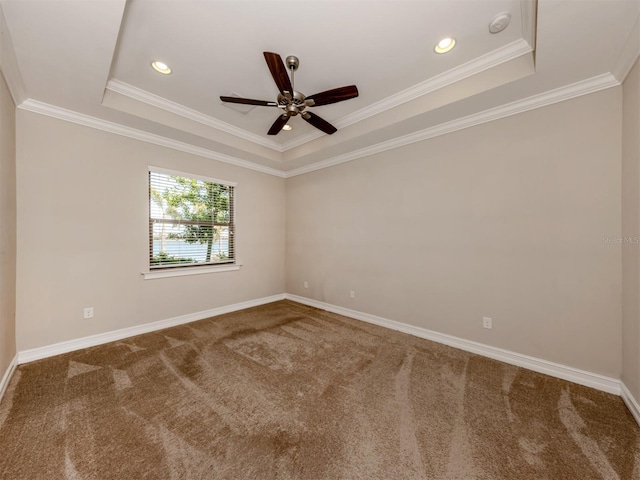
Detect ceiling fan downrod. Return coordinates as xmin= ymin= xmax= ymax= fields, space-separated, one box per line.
xmin=279 ymin=55 xmax=304 ymax=117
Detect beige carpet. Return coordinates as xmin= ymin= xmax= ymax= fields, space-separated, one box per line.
xmin=0 ymin=300 xmax=638 ymax=479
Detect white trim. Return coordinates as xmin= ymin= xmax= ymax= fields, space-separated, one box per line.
xmin=337 ymin=37 xmax=531 ymax=126
xmin=280 ymin=39 xmax=534 ymax=151
xmin=0 ymin=354 xmax=18 ymax=404
xmin=11 ymin=292 xmax=637 ymax=423
xmin=143 ymin=264 xmax=240 ymax=280
xmin=18 ymin=72 xmax=619 ymax=181
xmin=17 ymin=99 xmax=287 ymax=178
xmin=149 ymin=166 xmax=237 ymax=187
xmin=106 ymin=79 xmax=284 ymax=152
xmin=285 ymin=294 xmax=622 ymax=395
xmin=621 ymin=382 xmax=640 ymax=427
xmin=284 ymin=73 xmax=619 ymax=178
xmin=107 ymin=39 xmax=532 ymax=155
xmin=17 ymin=294 xmax=286 ymax=364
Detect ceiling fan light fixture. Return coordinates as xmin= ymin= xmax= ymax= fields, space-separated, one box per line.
xmin=282 ymin=124 xmax=292 ymax=131
xmin=151 ymin=61 xmax=172 ymax=75
xmin=434 ymin=37 xmax=456 ymax=54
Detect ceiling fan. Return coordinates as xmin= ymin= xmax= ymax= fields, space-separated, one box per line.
xmin=220 ymin=52 xmax=359 ymax=136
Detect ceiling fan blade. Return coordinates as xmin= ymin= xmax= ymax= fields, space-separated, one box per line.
xmin=267 ymin=114 xmax=290 ymax=135
xmin=301 ymin=112 xmax=337 ymax=135
xmin=306 ymin=85 xmax=359 ymax=106
xmin=220 ymin=96 xmax=277 ymax=107
xmin=263 ymin=52 xmax=293 ymax=95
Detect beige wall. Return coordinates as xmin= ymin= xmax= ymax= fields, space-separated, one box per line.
xmin=287 ymin=88 xmax=623 ymax=377
xmin=0 ymin=71 xmax=16 ymax=379
xmin=622 ymin=59 xmax=640 ymax=400
xmin=8 ymin=74 xmax=634 ymax=387
xmin=15 ymin=111 xmax=285 ymax=351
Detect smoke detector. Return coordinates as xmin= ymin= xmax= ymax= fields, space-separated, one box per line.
xmin=489 ymin=12 xmax=511 ymax=34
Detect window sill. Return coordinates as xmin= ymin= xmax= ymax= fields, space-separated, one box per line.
xmin=142 ymin=264 xmax=241 ymax=280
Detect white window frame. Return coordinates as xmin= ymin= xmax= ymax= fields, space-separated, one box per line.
xmin=143 ymin=166 xmax=240 ymax=279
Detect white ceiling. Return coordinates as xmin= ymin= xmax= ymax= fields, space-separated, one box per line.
xmin=0 ymin=0 xmax=638 ymax=175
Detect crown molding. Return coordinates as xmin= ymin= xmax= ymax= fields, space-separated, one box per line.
xmin=611 ymin=17 xmax=640 ymax=83
xmin=281 ymin=38 xmax=534 ymax=151
xmin=105 ymin=79 xmax=285 ymax=152
xmin=17 ymin=71 xmax=618 ymax=181
xmin=107 ymin=36 xmax=532 ymax=155
xmin=18 ymin=99 xmax=286 ymax=178
xmin=284 ymin=73 xmax=619 ymax=178
xmin=339 ymin=39 xmax=533 ymax=128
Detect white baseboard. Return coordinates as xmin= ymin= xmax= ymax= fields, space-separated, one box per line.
xmin=621 ymin=382 xmax=640 ymax=426
xmin=17 ymin=294 xmax=286 ymax=364
xmin=0 ymin=354 xmax=18 ymax=404
xmin=285 ymin=294 xmax=622 ymax=396
xmin=9 ymin=293 xmax=639 ymax=427
xmin=12 ymin=292 xmax=631 ymax=412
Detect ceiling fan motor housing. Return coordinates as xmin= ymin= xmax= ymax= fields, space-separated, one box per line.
xmin=278 ymin=91 xmax=307 ymax=116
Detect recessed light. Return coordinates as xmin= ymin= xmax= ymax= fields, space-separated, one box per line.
xmin=282 ymin=124 xmax=292 ymax=131
xmin=434 ymin=37 xmax=456 ymax=54
xmin=151 ymin=61 xmax=172 ymax=75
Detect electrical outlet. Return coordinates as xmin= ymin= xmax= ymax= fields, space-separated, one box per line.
xmin=304 ymin=281 xmax=308 ymax=289
xmin=483 ymin=317 xmax=492 ymax=329
xmin=350 ymin=290 xmax=355 ymax=298
xmin=83 ymin=307 xmax=94 ymax=319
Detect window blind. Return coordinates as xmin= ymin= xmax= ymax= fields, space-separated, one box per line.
xmin=149 ymin=169 xmax=235 ymax=269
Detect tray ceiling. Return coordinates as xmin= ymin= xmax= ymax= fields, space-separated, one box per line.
xmin=1 ymin=0 xmax=638 ymax=174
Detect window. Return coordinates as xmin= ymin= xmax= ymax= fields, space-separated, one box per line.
xmin=149 ymin=168 xmax=235 ymax=270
